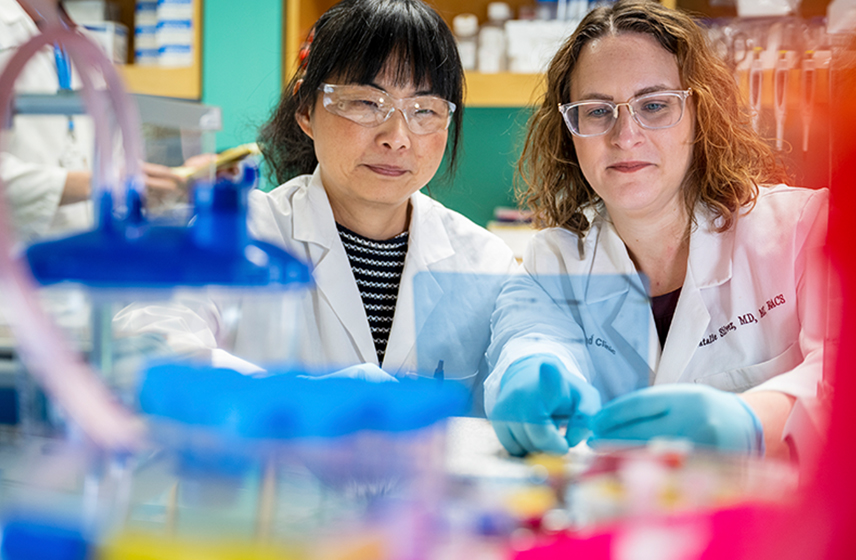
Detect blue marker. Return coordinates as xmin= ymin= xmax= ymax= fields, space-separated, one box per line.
xmin=433 ymin=360 xmax=444 ymax=381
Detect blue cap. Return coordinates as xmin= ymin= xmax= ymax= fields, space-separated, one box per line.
xmin=138 ymin=363 xmax=470 ymax=439
xmin=25 ymin=166 xmax=312 ymax=289
xmin=0 ymin=517 xmax=89 ymax=560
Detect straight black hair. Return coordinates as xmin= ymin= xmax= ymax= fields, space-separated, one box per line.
xmin=258 ymin=0 xmax=465 ymax=185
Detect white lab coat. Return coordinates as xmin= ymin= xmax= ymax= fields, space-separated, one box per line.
xmin=485 ymin=184 xmax=829 ymax=414
xmin=115 ymin=170 xmax=519 ymax=405
xmin=0 ymin=0 xmax=93 ymax=244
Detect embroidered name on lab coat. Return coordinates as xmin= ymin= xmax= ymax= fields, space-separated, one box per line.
xmin=698 ymin=293 xmax=787 ymax=347
xmin=585 ymin=335 xmax=616 ymax=355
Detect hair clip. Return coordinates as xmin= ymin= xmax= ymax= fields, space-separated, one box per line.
xmin=298 ymin=27 xmax=315 ymax=72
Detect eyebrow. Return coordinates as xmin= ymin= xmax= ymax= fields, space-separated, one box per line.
xmin=576 ymin=84 xmax=677 ymax=101
xmin=367 ymin=81 xmax=435 ymax=97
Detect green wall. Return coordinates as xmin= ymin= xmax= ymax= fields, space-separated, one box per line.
xmin=201 ymin=4 xmax=527 ymax=227
xmin=201 ymin=0 xmax=283 ymax=173
xmin=428 ymin=107 xmax=530 ymax=227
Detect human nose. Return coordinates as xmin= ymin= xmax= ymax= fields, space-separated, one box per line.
xmin=376 ymin=105 xmax=412 ymax=149
xmin=609 ymin=103 xmax=644 ymax=148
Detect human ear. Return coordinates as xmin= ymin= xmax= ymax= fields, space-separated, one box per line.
xmin=296 ymin=105 xmax=314 ymax=140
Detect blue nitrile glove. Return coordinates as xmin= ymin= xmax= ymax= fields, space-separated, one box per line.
xmin=591 ymin=384 xmax=765 ymax=455
xmin=488 ymin=354 xmax=601 ymax=456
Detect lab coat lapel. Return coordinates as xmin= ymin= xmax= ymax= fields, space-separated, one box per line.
xmin=292 ymin=171 xmax=377 ymax=364
xmin=654 ymin=211 xmax=733 ymax=384
xmin=585 ymin=220 xmax=657 ymax=386
xmin=383 ymin=193 xmax=453 ymax=373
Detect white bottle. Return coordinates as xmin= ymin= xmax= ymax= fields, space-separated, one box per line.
xmin=453 ymin=13 xmax=479 ymax=71
xmin=478 ymin=2 xmax=512 ymax=73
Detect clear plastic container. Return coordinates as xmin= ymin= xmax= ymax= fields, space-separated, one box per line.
xmin=0 ymin=377 xmax=467 ymax=559
xmin=478 ymin=2 xmax=512 ymax=73
xmin=453 ymin=14 xmax=479 ymax=71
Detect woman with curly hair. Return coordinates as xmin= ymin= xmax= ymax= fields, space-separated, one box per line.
xmin=485 ymin=0 xmax=828 ymax=459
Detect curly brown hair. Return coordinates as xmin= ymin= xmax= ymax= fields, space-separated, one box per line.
xmin=518 ymin=0 xmax=788 ymax=235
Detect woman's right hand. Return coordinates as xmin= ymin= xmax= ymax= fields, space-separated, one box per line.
xmin=488 ymin=354 xmax=601 ymax=456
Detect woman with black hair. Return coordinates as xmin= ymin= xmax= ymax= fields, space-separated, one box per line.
xmin=118 ymin=0 xmax=517 ymax=412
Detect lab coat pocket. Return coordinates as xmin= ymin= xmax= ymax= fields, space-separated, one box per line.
xmin=694 ymin=342 xmax=803 ymax=393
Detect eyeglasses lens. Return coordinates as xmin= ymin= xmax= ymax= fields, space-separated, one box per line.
xmin=563 ymin=92 xmax=687 ymax=137
xmin=321 ymin=85 xmax=453 ymax=134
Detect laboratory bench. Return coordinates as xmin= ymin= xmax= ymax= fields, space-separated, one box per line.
xmin=0 ymin=414 xmax=799 ymax=560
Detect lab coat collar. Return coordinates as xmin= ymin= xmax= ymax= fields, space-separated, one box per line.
xmin=652 ymin=207 xmax=733 ymax=382
xmin=408 ymin=191 xmax=456 ymax=265
xmin=686 ymin=206 xmax=734 ymax=289
xmin=382 ymin=191 xmax=455 ymax=372
xmin=583 ymin=212 xmax=639 ymax=305
xmin=289 ymin=172 xmax=457 ymax=369
xmin=291 ymin=168 xmax=337 ymax=249
xmin=291 ymin=168 xmax=375 ymax=364
xmin=582 ymin=203 xmax=735 ymax=303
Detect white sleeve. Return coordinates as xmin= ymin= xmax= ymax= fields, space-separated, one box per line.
xmin=484 ymin=234 xmax=595 ymax=415
xmin=0 ymin=151 xmax=68 ymax=242
xmin=113 ymin=290 xmax=240 ymax=362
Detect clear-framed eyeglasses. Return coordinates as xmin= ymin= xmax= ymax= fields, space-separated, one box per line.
xmin=318 ymin=83 xmax=456 ymax=135
xmin=558 ymin=89 xmax=693 ymax=138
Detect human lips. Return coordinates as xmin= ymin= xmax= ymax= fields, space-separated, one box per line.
xmin=365 ymin=163 xmax=409 ymax=177
xmin=608 ymin=161 xmax=653 ymax=173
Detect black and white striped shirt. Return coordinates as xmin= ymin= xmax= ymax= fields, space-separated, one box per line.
xmin=337 ymin=223 xmax=408 ymax=365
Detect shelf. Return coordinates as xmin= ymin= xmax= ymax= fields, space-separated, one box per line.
xmin=112 ymin=0 xmax=203 ymax=100
xmin=464 ymin=72 xmax=544 ymax=107
xmin=284 ymin=0 xmax=541 ymax=108
xmin=119 ymin=64 xmax=200 ymax=99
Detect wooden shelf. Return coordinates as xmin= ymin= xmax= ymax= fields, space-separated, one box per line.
xmin=118 ymin=64 xmax=200 ymax=99
xmin=112 ymin=0 xmax=203 ymax=99
xmin=464 ymin=72 xmax=544 ymax=107
xmin=284 ymin=0 xmax=542 ymax=107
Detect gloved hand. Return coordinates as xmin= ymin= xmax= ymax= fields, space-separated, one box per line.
xmin=317 ymin=363 xmax=399 ymax=383
xmin=590 ymin=384 xmax=765 ymax=455
xmin=488 ymin=354 xmax=601 ymax=456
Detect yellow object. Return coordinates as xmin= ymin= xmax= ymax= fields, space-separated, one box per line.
xmin=525 ymin=453 xmax=567 ymax=479
xmin=504 ymin=486 xmax=558 ymax=519
xmin=171 ymin=142 xmax=262 ymax=180
xmin=97 ymin=532 xmax=304 ymax=560
xmin=97 ymin=531 xmax=389 ymax=560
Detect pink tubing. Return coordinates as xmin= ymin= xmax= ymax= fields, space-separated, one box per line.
xmin=0 ymin=18 xmax=146 ymax=448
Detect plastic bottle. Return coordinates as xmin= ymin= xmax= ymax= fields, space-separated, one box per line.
xmin=478 ymin=3 xmax=511 ymax=73
xmin=536 ymin=0 xmax=558 ymax=20
xmin=453 ymin=14 xmax=479 ymax=71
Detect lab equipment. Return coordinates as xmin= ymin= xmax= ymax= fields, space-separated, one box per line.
xmin=488 ymin=353 xmax=602 ymax=456
xmin=801 ymin=50 xmax=816 ymax=154
xmin=590 ymin=384 xmax=765 ymax=455
xmin=774 ymin=49 xmax=795 ymax=150
xmin=453 ymin=13 xmax=478 ymax=71
xmin=0 ymin=3 xmax=151 ymax=448
xmin=749 ymin=47 xmax=764 ymax=132
xmin=22 ymin=164 xmax=312 ymax=420
xmin=478 ymin=2 xmax=511 ymax=74
xmin=134 ymin=0 xmax=158 ymax=65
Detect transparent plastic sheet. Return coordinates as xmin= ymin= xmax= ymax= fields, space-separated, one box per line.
xmin=0 ymin=420 xmax=450 ymax=559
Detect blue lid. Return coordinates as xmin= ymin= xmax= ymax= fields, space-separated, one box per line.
xmin=25 ymin=166 xmax=312 ymax=289
xmin=138 ymin=363 xmax=470 ymax=439
xmin=0 ymin=517 xmax=89 ymax=560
